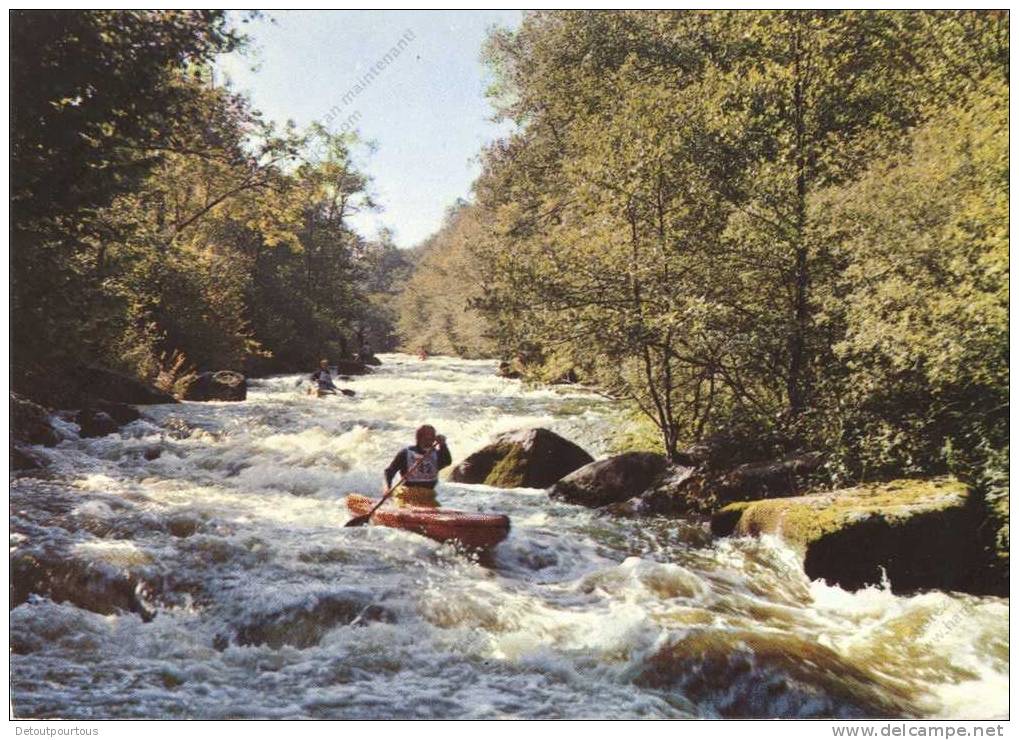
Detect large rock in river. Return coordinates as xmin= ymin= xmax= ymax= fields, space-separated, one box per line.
xmin=450 ymin=428 xmax=593 ymax=488
xmin=710 ymin=477 xmax=998 ymax=595
xmin=334 ymin=360 xmax=372 ymax=376
xmin=549 ymin=452 xmax=668 ymax=508
xmin=183 ymin=370 xmax=247 ymax=402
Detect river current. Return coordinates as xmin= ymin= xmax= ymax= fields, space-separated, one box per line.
xmin=9 ymin=355 xmax=1009 ymax=719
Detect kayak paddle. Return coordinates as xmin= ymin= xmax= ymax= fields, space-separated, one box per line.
xmin=345 ymin=440 xmax=441 ymax=527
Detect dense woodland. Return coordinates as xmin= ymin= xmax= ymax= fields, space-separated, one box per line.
xmin=11 ymin=10 xmax=410 ymax=403
xmin=404 ymin=10 xmax=1008 ymax=518
xmin=11 ymin=11 xmax=1008 ymax=523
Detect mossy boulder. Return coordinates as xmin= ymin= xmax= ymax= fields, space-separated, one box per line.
xmin=450 ymin=428 xmax=593 ymax=489
xmin=549 ymin=452 xmax=668 ymax=508
xmin=711 ymin=477 xmax=1002 ymax=595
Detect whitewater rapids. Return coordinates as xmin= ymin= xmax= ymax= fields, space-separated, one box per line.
xmin=9 ymin=355 xmax=1009 ymax=719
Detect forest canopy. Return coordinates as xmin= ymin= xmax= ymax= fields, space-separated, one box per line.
xmin=11 ymin=10 xmax=406 ymax=402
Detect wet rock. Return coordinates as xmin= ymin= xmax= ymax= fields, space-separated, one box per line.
xmin=11 ymin=443 xmax=45 ymax=471
xmin=497 ymin=361 xmax=522 ymax=379
xmin=73 ymin=366 xmax=177 ymax=405
xmin=549 ymin=452 xmax=668 ymax=508
xmin=232 ymin=590 xmax=395 ymax=649
xmin=142 ymin=446 xmax=162 ymax=461
xmin=161 ymin=416 xmax=196 ymax=440
xmin=334 ymin=360 xmax=371 ymax=376
xmin=710 ymin=477 xmax=996 ymax=595
xmin=85 ymin=399 xmax=141 ymax=425
xmin=11 ymin=393 xmax=60 ymax=446
xmin=166 ymin=512 xmax=203 ymax=538
xmin=10 ymin=541 xmax=160 ymax=622
xmin=183 ymin=370 xmax=247 ymax=402
xmin=75 ymin=408 xmax=120 ymax=438
xmin=450 ymin=428 xmax=593 ymax=489
xmin=635 ymin=628 xmax=912 ymax=718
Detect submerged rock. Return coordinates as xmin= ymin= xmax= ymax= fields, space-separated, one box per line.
xmin=549 ymin=452 xmax=668 ymax=508
xmin=230 ymin=590 xmax=395 ymax=649
xmin=635 ymin=628 xmax=913 ymax=718
xmin=710 ymin=477 xmax=997 ymax=594
xmin=450 ymin=428 xmax=593 ymax=489
xmin=10 ymin=540 xmax=160 ymax=622
xmin=183 ymin=370 xmax=247 ymax=402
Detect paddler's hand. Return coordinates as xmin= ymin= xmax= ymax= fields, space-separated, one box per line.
xmin=435 ymin=435 xmax=446 ymax=447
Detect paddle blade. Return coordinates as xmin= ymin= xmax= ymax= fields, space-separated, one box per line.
xmin=345 ymin=514 xmax=371 ymax=527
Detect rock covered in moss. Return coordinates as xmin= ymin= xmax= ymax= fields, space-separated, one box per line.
xmin=450 ymin=428 xmax=593 ymax=488
xmin=711 ymin=477 xmax=1000 ymax=595
xmin=549 ymin=452 xmax=668 ymax=508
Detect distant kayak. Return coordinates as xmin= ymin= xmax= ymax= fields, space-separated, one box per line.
xmin=345 ymin=494 xmax=510 ymax=549
xmin=309 ymin=386 xmax=355 ymax=398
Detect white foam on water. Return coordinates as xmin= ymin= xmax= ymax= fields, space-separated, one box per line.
xmin=9 ymin=353 xmax=1009 ymax=719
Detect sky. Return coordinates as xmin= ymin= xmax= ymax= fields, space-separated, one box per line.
xmin=217 ymin=10 xmax=523 ymax=248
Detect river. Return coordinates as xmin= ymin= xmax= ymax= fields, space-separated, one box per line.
xmin=9 ymin=354 xmax=1009 ymax=719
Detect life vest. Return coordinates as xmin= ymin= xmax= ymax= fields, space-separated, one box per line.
xmin=314 ymin=369 xmax=333 ymax=388
xmin=404 ymin=447 xmax=439 ymax=484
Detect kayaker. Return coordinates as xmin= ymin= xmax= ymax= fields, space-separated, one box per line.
xmin=310 ymin=359 xmax=338 ymax=394
xmin=383 ymin=425 xmax=452 ymax=508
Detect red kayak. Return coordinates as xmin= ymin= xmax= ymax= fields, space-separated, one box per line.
xmin=345 ymin=494 xmax=510 ymax=549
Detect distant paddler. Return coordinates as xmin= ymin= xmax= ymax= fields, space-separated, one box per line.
xmin=383 ymin=425 xmax=451 ymax=508
xmin=309 ymin=359 xmax=338 ymax=396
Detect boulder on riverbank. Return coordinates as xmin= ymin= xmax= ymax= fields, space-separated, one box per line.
xmin=450 ymin=428 xmax=594 ymax=488
xmin=11 ymin=393 xmax=60 ymax=447
xmin=10 ymin=444 xmax=45 ymax=471
xmin=635 ymin=451 xmax=825 ymax=517
xmin=74 ymin=366 xmax=177 ymax=405
xmin=549 ymin=452 xmax=668 ymax=508
xmin=710 ymin=477 xmax=1002 ymax=595
xmin=183 ymin=370 xmax=247 ymax=402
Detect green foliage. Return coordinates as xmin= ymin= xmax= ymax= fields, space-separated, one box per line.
xmin=395 ymin=201 xmax=496 ymax=358
xmin=11 ymin=11 xmax=403 ymax=395
xmin=472 ymin=9 xmax=1007 ymax=474
xmin=813 ymin=76 xmax=1008 ymax=485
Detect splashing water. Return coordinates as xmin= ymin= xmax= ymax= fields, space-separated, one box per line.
xmin=9 ymin=355 xmax=1008 ymax=719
